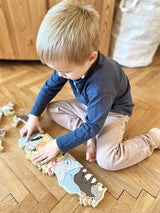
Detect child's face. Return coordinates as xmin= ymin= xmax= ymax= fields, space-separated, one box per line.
xmin=46 ymin=60 xmax=91 ymax=80
xmin=46 ymin=52 xmax=97 ymax=80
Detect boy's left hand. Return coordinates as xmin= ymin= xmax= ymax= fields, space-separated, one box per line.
xmin=32 ymin=139 xmax=60 ymax=164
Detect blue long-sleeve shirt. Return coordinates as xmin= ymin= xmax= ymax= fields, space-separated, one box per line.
xmin=30 ymin=52 xmax=134 ymax=152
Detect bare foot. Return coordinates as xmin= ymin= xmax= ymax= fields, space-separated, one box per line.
xmin=86 ymin=140 xmax=96 ymax=162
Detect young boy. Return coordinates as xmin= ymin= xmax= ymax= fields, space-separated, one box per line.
xmin=20 ymin=0 xmax=160 ymax=171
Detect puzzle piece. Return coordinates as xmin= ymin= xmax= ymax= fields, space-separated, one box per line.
xmin=52 ymin=153 xmax=107 ymax=207
xmin=0 ymin=102 xmax=15 ymax=121
xmin=19 ymin=133 xmax=107 ymax=208
xmin=36 ymin=133 xmax=53 ymax=151
xmin=0 ymin=140 xmax=4 ymax=152
xmin=26 ymin=151 xmax=65 ymax=175
xmin=0 ymin=128 xmax=5 ymax=137
xmin=0 ymin=112 xmax=2 ymax=122
xmin=19 ymin=133 xmax=65 ymax=174
xmin=19 ymin=133 xmax=43 ymax=149
xmin=12 ymin=114 xmax=29 ymax=128
xmin=19 ymin=133 xmax=53 ymax=153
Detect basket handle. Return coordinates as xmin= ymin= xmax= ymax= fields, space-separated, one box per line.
xmin=119 ymin=0 xmax=140 ymax=12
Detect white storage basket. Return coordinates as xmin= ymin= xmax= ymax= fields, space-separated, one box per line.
xmin=109 ymin=0 xmax=160 ymax=67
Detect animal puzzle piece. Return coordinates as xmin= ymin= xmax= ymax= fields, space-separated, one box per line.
xmin=19 ymin=133 xmax=107 ymax=208
xmin=0 ymin=128 xmax=5 ymax=137
xmin=12 ymin=114 xmax=29 ymax=128
xmin=0 ymin=140 xmax=4 ymax=152
xmin=19 ymin=133 xmax=53 ymax=153
xmin=52 ymin=153 xmax=107 ymax=207
xmin=0 ymin=112 xmax=2 ymax=122
xmin=0 ymin=102 xmax=15 ymax=121
xmin=19 ymin=133 xmax=66 ymax=173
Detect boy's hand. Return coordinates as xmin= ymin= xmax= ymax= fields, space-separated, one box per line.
xmin=32 ymin=139 xmax=60 ymax=164
xmin=20 ymin=114 xmax=44 ymax=142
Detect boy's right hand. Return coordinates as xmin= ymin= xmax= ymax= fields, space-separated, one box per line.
xmin=20 ymin=114 xmax=44 ymax=142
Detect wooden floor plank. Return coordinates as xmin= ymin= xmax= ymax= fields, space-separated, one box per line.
xmin=1 ymin=153 xmax=49 ymax=201
xmin=130 ymin=190 xmax=155 ymax=213
xmin=50 ymin=194 xmax=79 ymax=213
xmin=140 ymin=151 xmax=160 ymax=176
xmin=109 ymin=191 xmax=135 ymax=213
xmin=0 ymin=158 xmax=29 ymax=202
xmin=0 ymin=181 xmax=10 ymax=202
xmin=129 ymin=67 xmax=153 ymax=86
xmin=0 ymin=195 xmax=17 ymax=213
xmin=132 ymin=86 xmax=160 ymax=109
xmin=9 ymin=193 xmax=37 ymax=213
xmin=29 ymin=193 xmax=58 ymax=213
xmin=7 ymin=131 xmax=66 ymax=201
xmin=108 ymin=166 xmax=160 ymax=198
xmin=150 ymin=192 xmax=160 ymax=213
xmin=90 ymin=192 xmax=116 ymax=213
xmin=72 ymin=204 xmax=92 ymax=213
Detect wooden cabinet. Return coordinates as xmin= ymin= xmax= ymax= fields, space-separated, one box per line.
xmin=0 ymin=0 xmax=47 ymax=60
xmin=0 ymin=0 xmax=115 ymax=60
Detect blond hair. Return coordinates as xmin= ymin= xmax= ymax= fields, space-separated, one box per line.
xmin=36 ymin=0 xmax=100 ymax=65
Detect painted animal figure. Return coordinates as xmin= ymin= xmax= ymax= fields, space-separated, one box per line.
xmin=0 ymin=102 xmax=15 ymax=121
xmin=0 ymin=128 xmax=5 ymax=137
xmin=12 ymin=114 xmax=29 ymax=128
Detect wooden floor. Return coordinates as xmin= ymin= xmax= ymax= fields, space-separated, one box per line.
xmin=0 ymin=48 xmax=160 ymax=213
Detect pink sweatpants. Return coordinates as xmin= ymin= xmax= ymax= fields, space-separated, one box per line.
xmin=47 ymin=98 xmax=158 ymax=171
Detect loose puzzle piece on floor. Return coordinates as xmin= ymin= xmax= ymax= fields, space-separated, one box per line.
xmin=12 ymin=114 xmax=29 ymax=128
xmin=0 ymin=102 xmax=15 ymax=122
xmin=0 ymin=128 xmax=5 ymax=137
xmin=19 ymin=133 xmax=107 ymax=208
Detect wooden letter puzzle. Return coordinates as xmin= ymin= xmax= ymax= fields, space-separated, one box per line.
xmin=19 ymin=133 xmax=107 ymax=208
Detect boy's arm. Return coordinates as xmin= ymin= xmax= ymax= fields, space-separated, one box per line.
xmin=30 ymin=70 xmax=67 ymax=117
xmin=56 ymin=92 xmax=115 ymax=153
xmin=20 ymin=71 xmax=67 ymax=141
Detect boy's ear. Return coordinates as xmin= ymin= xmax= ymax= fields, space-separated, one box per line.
xmin=89 ymin=51 xmax=98 ymax=64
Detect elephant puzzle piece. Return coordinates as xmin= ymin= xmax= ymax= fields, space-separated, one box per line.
xmin=0 ymin=102 xmax=15 ymax=121
xmin=19 ymin=133 xmax=107 ymax=208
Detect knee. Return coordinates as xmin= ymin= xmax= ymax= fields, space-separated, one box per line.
xmin=96 ymin=152 xmax=120 ymax=171
xmin=47 ymin=101 xmax=56 ymax=114
xmin=47 ymin=101 xmax=58 ymax=119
